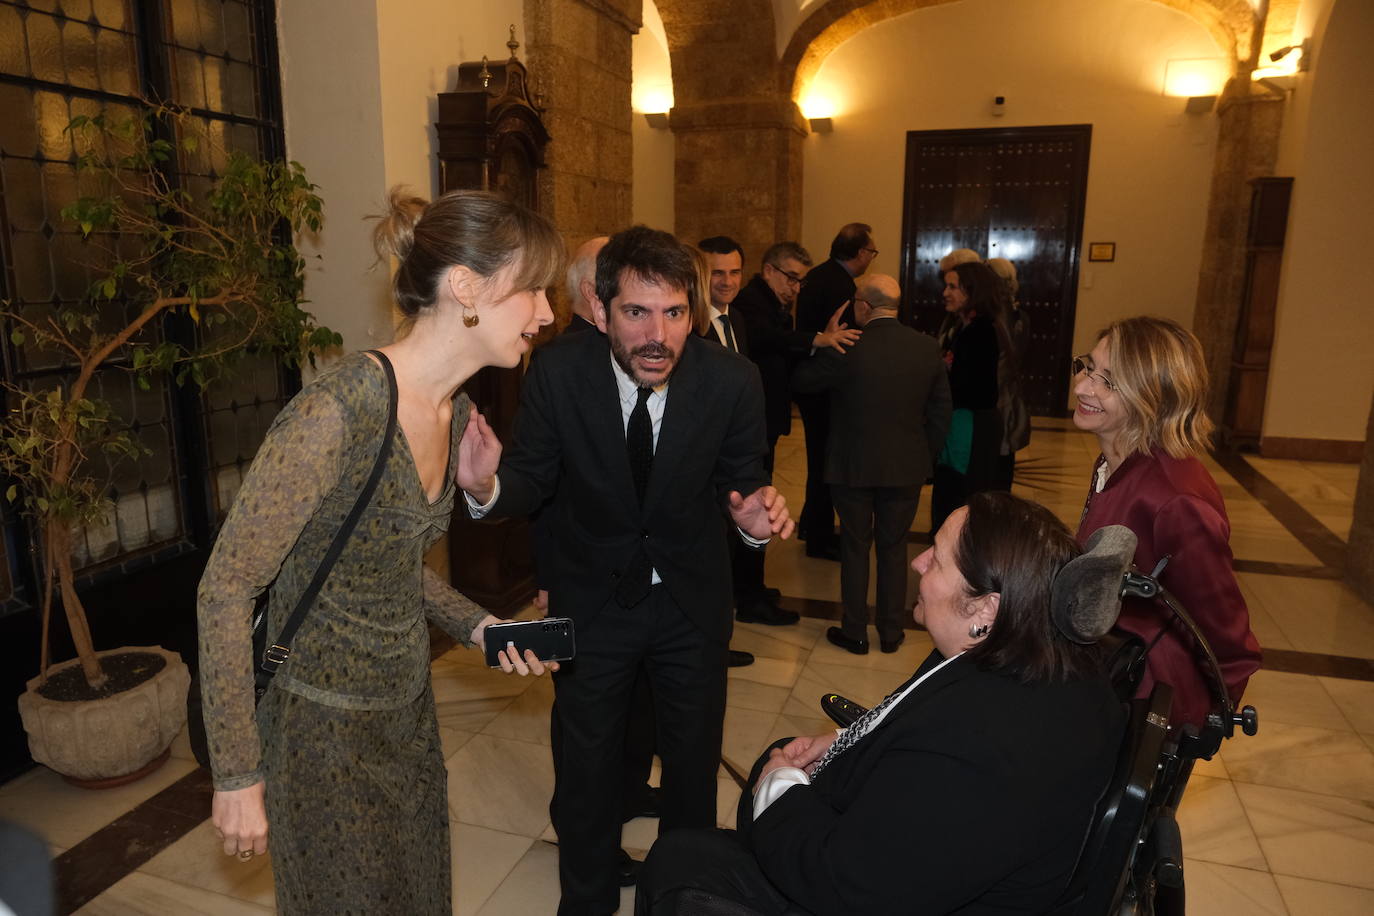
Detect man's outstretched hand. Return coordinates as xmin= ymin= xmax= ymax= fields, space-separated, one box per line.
xmin=728 ymin=486 xmax=795 ymax=541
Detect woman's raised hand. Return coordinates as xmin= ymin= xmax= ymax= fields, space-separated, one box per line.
xmin=456 ymin=406 xmax=501 ymax=503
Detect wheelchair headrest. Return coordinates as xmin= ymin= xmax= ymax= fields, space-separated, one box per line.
xmin=1052 ymin=525 xmax=1138 ymax=644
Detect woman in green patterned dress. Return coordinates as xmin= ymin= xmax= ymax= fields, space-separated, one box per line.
xmin=197 ymin=188 xmax=564 ymax=913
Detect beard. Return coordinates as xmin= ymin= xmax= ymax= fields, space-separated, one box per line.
xmin=610 ymin=334 xmax=679 ymax=387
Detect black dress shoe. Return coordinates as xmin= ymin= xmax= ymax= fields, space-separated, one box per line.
xmin=617 ymin=848 xmax=641 ymax=887
xmin=737 ymin=600 xmax=800 ymax=626
xmin=621 ymin=785 xmax=659 ymax=822
xmin=728 ymin=649 xmax=756 ymax=667
xmin=763 ymin=587 xmax=782 ymax=601
xmin=826 ymin=626 xmax=869 ymax=655
xmin=805 ymin=541 xmax=841 ymax=561
xmin=880 ymin=635 xmax=905 ymax=654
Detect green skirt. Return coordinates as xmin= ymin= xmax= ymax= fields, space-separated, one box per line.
xmin=258 ymin=683 xmax=450 ymax=915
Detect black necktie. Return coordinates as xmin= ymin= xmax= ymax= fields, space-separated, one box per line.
xmin=717 ymin=313 xmax=738 ymax=352
xmin=627 ymin=386 xmax=653 ymax=503
xmin=617 ymin=387 xmax=654 ymax=608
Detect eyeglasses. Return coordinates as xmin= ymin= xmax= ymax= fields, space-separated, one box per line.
xmin=862 ymin=247 xmax=879 ymax=256
xmin=767 ymin=263 xmax=805 ymax=287
xmin=1071 ymin=356 xmax=1118 ymax=394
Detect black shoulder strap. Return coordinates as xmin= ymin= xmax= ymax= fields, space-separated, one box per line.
xmin=256 ymin=350 xmax=399 ymax=686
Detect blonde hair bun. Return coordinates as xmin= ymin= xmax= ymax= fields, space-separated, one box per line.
xmin=372 ymin=186 xmax=429 ymax=263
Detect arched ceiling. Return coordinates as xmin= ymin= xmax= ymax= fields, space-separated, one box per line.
xmin=777 ymin=0 xmax=1261 ymax=103
xmin=654 ymin=0 xmax=780 ymax=106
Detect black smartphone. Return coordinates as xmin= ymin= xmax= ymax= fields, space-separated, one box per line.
xmin=484 ymin=617 xmax=576 ymax=668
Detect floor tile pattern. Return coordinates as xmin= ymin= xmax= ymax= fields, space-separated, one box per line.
xmin=1 ymin=420 xmax=1369 ymax=914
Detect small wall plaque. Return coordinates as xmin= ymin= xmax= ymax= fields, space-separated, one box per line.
xmin=1088 ymin=242 xmax=1116 ymax=262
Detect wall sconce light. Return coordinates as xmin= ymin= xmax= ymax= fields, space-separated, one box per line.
xmin=1184 ymin=95 xmax=1217 ymax=114
xmin=1252 ymin=37 xmax=1311 ymax=96
xmin=643 ymin=111 xmax=669 ymax=129
xmin=809 ymin=117 xmax=834 ymax=134
xmin=1163 ymin=58 xmax=1229 ymax=99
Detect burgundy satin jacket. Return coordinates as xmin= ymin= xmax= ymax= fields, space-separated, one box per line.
xmin=1078 ymin=449 xmax=1262 ymax=729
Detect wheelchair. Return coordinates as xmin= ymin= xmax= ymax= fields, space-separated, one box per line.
xmin=824 ymin=530 xmax=1260 ymax=915
xmin=659 ymin=526 xmax=1260 ymax=916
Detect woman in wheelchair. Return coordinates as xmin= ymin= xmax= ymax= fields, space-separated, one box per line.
xmin=1072 ymin=316 xmax=1261 ymax=729
xmin=637 ymin=492 xmax=1125 ymax=916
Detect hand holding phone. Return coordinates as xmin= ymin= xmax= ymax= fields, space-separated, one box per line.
xmin=484 ymin=617 xmax=576 ymax=668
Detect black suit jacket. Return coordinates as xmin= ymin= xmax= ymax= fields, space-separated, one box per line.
xmin=700 ymin=307 xmax=749 ymax=361
xmin=792 ymin=317 xmax=952 ymax=488
xmin=490 ymin=330 xmax=769 ymax=642
xmin=731 ymin=276 xmax=813 ymax=441
xmin=796 ymin=258 xmax=857 ymax=336
xmin=751 ymin=653 xmax=1123 ymax=915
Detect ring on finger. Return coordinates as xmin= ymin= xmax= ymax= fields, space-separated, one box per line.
xmin=238 ymin=850 xmax=254 ymax=860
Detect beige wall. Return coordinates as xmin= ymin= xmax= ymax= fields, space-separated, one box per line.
xmin=1264 ymin=0 xmax=1374 ymax=443
xmin=632 ymin=0 xmax=675 ymax=230
xmin=799 ymin=0 xmax=1225 ymax=373
xmin=278 ymin=0 xmax=392 ymax=361
xmin=278 ymin=0 xmax=525 ymax=360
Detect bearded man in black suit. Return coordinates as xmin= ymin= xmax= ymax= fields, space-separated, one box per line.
xmin=458 ymin=226 xmax=794 ymax=916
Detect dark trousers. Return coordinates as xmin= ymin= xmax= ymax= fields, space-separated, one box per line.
xmin=794 ymin=395 xmax=837 ymax=548
xmin=636 ymin=739 xmax=799 ymax=916
xmin=831 ymin=484 xmax=920 ymax=644
xmin=731 ymin=437 xmax=777 ymax=604
xmin=993 ymin=453 xmax=1016 ymax=491
xmin=549 ymin=666 xmax=656 ymax=826
xmin=553 ymin=586 xmax=728 ymax=916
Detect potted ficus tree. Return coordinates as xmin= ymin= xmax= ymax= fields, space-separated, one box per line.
xmin=2 ymin=106 xmax=339 ymax=785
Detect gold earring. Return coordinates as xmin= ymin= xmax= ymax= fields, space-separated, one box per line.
xmin=461 ymin=300 xmax=480 ymax=328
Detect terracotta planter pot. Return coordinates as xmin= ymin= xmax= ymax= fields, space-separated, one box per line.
xmin=18 ymin=646 xmax=190 ymax=784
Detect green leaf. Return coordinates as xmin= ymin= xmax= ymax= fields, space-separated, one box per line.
xmin=5 ymin=485 xmax=15 ymax=502
xmin=10 ymin=329 xmax=24 ymax=345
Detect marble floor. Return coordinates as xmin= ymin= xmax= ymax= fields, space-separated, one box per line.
xmin=2 ymin=419 xmax=1372 ymax=914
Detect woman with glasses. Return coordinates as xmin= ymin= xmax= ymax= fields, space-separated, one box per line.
xmin=1072 ymin=316 xmax=1260 ymax=729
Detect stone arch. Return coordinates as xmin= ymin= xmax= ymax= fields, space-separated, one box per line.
xmin=779 ymin=0 xmax=1260 ymax=105
xmin=653 ymin=0 xmax=780 ymax=108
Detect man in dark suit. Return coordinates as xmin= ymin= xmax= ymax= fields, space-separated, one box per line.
xmin=458 ymin=226 xmax=794 ymax=916
xmin=793 ymin=222 xmax=878 ymax=559
xmin=793 ymin=274 xmax=951 ymax=654
xmin=697 ymin=235 xmax=796 ymax=627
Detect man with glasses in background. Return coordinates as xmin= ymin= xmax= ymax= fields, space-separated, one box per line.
xmin=793 ymin=223 xmax=878 ymax=559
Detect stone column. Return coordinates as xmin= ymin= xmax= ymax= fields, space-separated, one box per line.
xmin=670 ymin=99 xmax=807 ymax=267
xmin=524 ymin=0 xmax=640 ymax=243
xmin=655 ymin=0 xmax=802 ymax=266
xmin=1190 ymin=82 xmax=1284 ymax=424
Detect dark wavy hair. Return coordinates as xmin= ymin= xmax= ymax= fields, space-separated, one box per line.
xmin=957 ymin=492 xmax=1105 ymax=682
xmin=595 ymin=225 xmax=698 ymax=308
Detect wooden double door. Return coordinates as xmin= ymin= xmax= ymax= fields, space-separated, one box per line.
xmin=899 ymin=125 xmax=1092 ymax=415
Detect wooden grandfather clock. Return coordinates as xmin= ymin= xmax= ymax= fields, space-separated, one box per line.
xmin=438 ymin=28 xmax=550 ymax=613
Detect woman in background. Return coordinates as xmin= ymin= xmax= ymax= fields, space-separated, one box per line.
xmin=1073 ymin=316 xmax=1261 ymax=728
xmin=930 ymin=260 xmax=1011 ymax=533
xmin=199 ymin=189 xmax=563 ymax=913
xmin=986 ymin=256 xmax=1030 ymax=489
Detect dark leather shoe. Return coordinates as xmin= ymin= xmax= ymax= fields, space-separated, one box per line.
xmin=618 ymin=848 xmax=641 ymax=887
xmin=880 ymin=635 xmax=905 ymax=654
xmin=763 ymin=587 xmax=782 ymax=601
xmin=728 ymin=649 xmax=756 ymax=667
xmin=805 ymin=541 xmax=841 ymax=561
xmin=826 ymin=626 xmax=869 ymax=655
xmin=737 ymin=600 xmax=800 ymax=626
xmin=621 ymin=785 xmax=659 ymax=822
